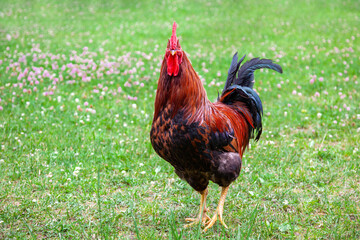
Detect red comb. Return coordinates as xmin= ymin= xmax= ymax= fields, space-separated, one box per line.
xmin=170 ymin=22 xmax=178 ymax=49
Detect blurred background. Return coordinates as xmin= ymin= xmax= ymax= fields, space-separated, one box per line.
xmin=0 ymin=0 xmax=359 ymax=238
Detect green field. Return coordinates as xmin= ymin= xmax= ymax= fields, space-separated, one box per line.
xmin=1 ymin=0 xmax=359 ymax=239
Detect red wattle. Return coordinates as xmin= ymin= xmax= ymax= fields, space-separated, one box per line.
xmin=167 ymin=55 xmax=179 ymax=76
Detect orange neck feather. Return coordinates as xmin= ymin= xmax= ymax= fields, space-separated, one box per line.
xmin=154 ymin=52 xmax=208 ymax=122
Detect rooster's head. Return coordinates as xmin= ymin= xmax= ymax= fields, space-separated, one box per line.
xmin=165 ymin=22 xmax=183 ymax=76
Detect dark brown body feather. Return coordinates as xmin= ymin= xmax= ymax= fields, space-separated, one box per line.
xmin=150 ymin=53 xmax=253 ymax=192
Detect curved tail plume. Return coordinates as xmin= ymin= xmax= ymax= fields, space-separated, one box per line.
xmin=236 ymin=58 xmax=283 ymax=88
xmin=220 ymin=52 xmax=283 ymax=141
xmin=222 ymin=53 xmax=283 ymax=93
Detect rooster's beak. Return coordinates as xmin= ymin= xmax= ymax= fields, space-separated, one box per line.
xmin=170 ymin=50 xmax=176 ymax=56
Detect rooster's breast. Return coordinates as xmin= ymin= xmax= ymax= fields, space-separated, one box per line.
xmin=150 ymin=106 xmax=242 ymax=191
xmin=150 ymin=108 xmax=213 ymax=173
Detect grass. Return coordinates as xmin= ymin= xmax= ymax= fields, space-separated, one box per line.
xmin=0 ymin=0 xmax=359 ymax=238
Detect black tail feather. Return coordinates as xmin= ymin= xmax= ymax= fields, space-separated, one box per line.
xmin=222 ymin=53 xmax=283 ymax=92
xmin=235 ymin=58 xmax=283 ymax=88
xmin=219 ymin=52 xmax=282 ymax=141
xmin=222 ymin=52 xmax=246 ymax=93
xmin=220 ymin=85 xmax=263 ymax=141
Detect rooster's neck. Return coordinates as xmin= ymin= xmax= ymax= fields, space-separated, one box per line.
xmin=154 ymin=53 xmax=208 ymax=122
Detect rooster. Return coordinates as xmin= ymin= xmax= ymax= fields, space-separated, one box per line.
xmin=150 ymin=22 xmax=282 ymax=231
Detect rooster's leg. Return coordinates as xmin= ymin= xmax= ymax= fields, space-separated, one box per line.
xmin=203 ymin=186 xmax=229 ymax=232
xmin=184 ymin=188 xmax=210 ymax=227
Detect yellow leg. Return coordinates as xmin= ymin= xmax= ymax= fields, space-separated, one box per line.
xmin=184 ymin=188 xmax=211 ymax=227
xmin=203 ymin=186 xmax=229 ymax=232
